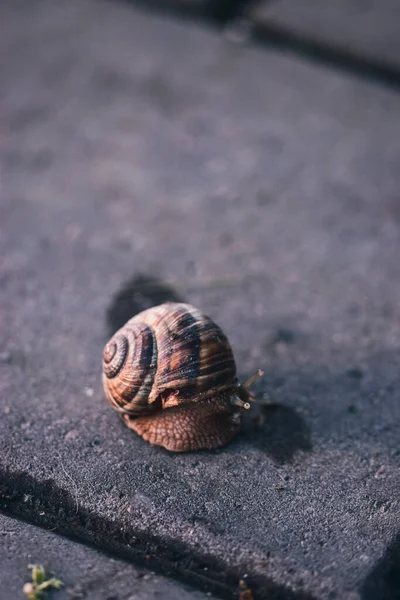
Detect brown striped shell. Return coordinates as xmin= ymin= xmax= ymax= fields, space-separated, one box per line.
xmin=102 ymin=302 xmax=237 ymax=415
xmin=102 ymin=302 xmax=259 ymax=452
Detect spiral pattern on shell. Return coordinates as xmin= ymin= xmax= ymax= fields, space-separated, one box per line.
xmin=102 ymin=302 xmax=237 ymax=416
xmin=103 ymin=335 xmax=129 ymax=378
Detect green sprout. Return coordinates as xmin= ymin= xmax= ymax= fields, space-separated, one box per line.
xmin=23 ymin=565 xmax=63 ymax=600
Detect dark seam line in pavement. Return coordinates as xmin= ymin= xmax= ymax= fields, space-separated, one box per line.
xmin=0 ymin=468 xmax=316 ymax=600
xmin=251 ymin=21 xmax=400 ymax=92
xmin=119 ymin=0 xmax=257 ymax=24
xmin=121 ymin=0 xmax=400 ymax=92
xmin=204 ymin=0 xmax=258 ymax=24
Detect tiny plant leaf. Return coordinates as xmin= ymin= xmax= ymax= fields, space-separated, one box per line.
xmin=23 ymin=565 xmax=64 ymax=600
xmin=30 ymin=565 xmax=45 ymax=586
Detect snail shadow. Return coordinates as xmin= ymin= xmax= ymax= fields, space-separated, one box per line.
xmin=241 ymin=403 xmax=312 ymax=463
xmin=106 ymin=273 xmax=185 ymax=336
xmin=360 ymin=530 xmax=400 ymax=600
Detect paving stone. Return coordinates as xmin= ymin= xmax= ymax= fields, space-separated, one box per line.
xmin=1 ymin=0 xmax=400 ymax=599
xmin=249 ymin=0 xmax=400 ymax=73
xmin=0 ymin=513 xmax=213 ymax=599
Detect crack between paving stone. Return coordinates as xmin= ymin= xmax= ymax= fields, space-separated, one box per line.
xmin=122 ymin=0 xmax=400 ymax=92
xmin=120 ymin=0 xmax=259 ymax=26
xmin=250 ymin=19 xmax=400 ymax=93
xmin=0 ymin=466 xmax=317 ymax=600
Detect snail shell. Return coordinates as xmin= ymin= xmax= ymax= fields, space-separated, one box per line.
xmin=102 ymin=302 xmax=257 ymax=452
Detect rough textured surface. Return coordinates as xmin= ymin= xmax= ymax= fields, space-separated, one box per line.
xmin=250 ymin=0 xmax=400 ymax=71
xmin=0 ymin=513 xmax=213 ymax=599
xmin=1 ymin=0 xmax=400 ymax=599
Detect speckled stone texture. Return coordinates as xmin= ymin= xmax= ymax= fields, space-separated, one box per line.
xmin=1 ymin=1 xmax=400 ymax=599
xmin=0 ymin=513 xmax=214 ymax=600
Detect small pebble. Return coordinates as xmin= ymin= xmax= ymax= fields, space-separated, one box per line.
xmin=65 ymin=429 xmax=79 ymax=441
xmin=223 ymin=18 xmax=251 ymax=44
xmin=84 ymin=387 xmax=94 ymax=397
xmin=375 ymin=465 xmax=386 ymax=479
xmin=23 ymin=583 xmax=35 ymax=595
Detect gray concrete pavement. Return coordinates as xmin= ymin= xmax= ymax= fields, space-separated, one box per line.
xmin=1 ymin=0 xmax=400 ymax=599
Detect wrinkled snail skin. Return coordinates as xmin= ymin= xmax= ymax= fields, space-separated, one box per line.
xmin=123 ymin=397 xmax=242 ymax=453
xmin=102 ymin=302 xmax=254 ymax=452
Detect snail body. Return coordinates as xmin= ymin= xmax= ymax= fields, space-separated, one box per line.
xmin=102 ymin=302 xmax=260 ymax=452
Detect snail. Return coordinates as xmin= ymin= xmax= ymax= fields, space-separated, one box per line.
xmin=102 ymin=302 xmax=263 ymax=452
